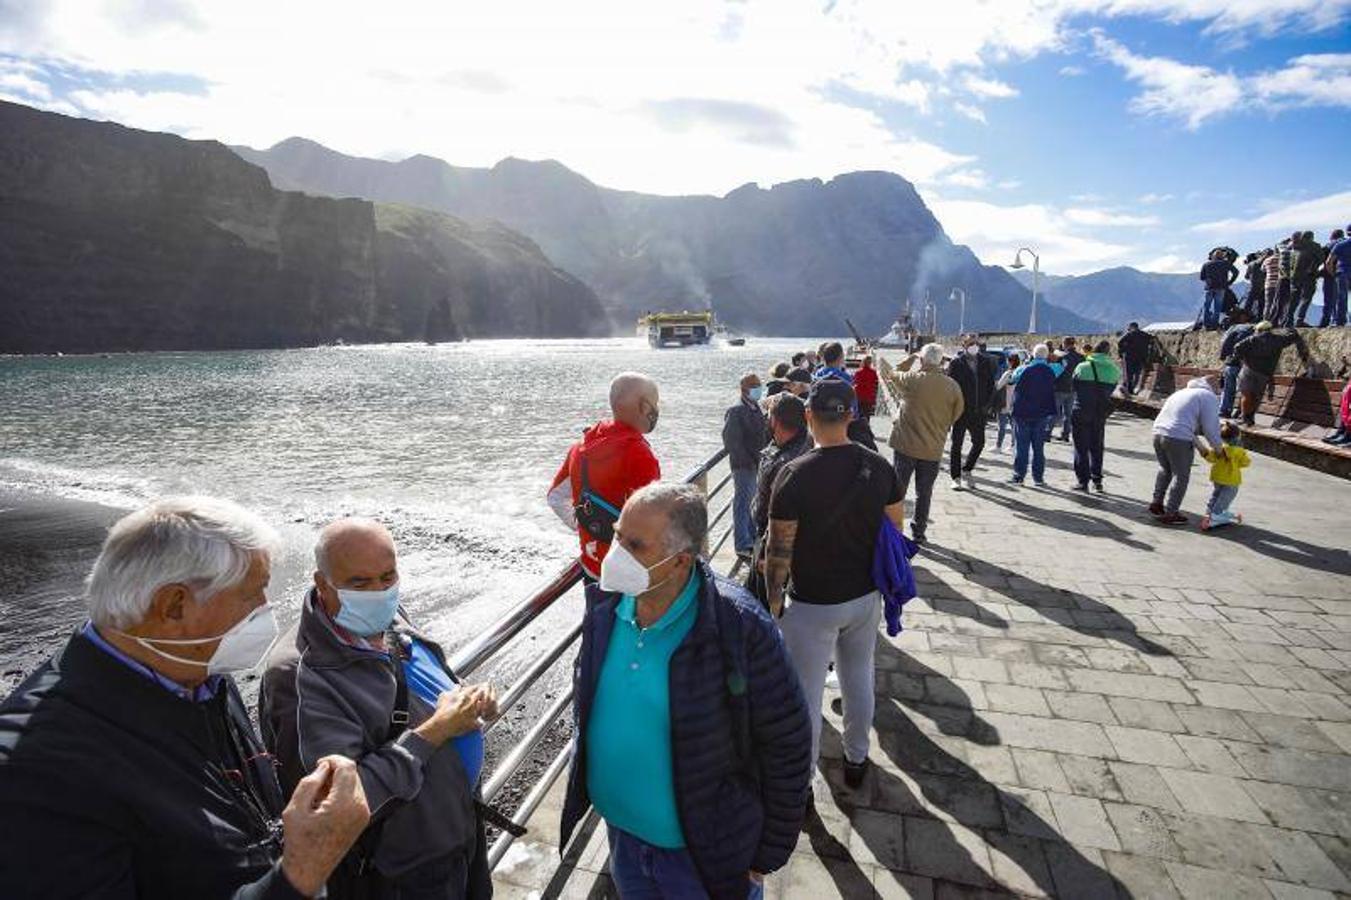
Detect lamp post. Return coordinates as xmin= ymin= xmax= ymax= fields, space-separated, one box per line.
xmin=1009 ymin=247 xmax=1041 ymax=334
xmin=949 ymin=288 xmax=967 ymax=335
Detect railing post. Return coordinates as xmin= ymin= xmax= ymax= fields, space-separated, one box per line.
xmin=694 ymin=466 xmax=711 ymax=557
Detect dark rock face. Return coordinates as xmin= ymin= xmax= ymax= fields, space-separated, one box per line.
xmin=0 ymin=101 xmax=606 ymax=354
xmin=236 ymin=139 xmax=1098 ymax=336
xmin=1011 ymin=266 xmax=1200 ymax=329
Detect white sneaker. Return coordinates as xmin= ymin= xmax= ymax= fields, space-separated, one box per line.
xmin=824 ymin=667 xmax=840 ymax=689
xmin=964 ymin=475 xmax=976 ymax=490
xmin=950 ymin=478 xmax=965 ymax=491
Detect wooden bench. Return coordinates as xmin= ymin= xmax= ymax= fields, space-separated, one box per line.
xmin=1121 ymin=363 xmax=1351 ymax=480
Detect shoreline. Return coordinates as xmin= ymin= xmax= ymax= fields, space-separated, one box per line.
xmin=0 ymin=486 xmax=123 ymax=690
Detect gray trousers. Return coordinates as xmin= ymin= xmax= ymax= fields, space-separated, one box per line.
xmin=1152 ymin=435 xmax=1195 ymax=513
xmin=780 ymin=591 xmax=881 ymax=767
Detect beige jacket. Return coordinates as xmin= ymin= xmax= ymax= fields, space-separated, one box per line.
xmin=887 ymin=364 xmax=965 ymax=461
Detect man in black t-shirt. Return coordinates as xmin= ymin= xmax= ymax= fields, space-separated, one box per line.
xmin=766 ymin=379 xmax=905 ymax=791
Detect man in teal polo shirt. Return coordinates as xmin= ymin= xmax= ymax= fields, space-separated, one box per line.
xmin=559 ymin=483 xmax=812 ymax=900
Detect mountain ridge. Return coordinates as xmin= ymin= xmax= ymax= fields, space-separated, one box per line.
xmin=1010 ymin=266 xmax=1199 ymax=329
xmin=0 ymin=100 xmax=606 ymax=354
xmin=234 ymin=138 xmax=1101 ymax=336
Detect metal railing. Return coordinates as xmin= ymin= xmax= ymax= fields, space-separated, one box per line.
xmin=450 ymin=445 xmax=735 ymax=871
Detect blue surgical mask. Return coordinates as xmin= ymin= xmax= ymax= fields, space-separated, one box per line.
xmin=748 ymin=386 xmax=764 ymax=402
xmin=333 ymin=583 xmax=400 ymax=636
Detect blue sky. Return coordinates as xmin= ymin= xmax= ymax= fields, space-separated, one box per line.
xmin=1 ymin=1 xmax=1348 ymax=275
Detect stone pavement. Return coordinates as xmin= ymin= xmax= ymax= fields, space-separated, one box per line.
xmin=493 ymin=413 xmax=1351 ymax=899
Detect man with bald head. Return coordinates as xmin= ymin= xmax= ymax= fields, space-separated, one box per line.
xmin=722 ymin=371 xmax=769 ymax=560
xmin=261 ymin=518 xmax=498 ymax=899
xmin=548 ymin=371 xmax=663 ymax=581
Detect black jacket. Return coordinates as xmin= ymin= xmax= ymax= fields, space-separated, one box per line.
xmin=1234 ymin=330 xmax=1306 ymax=377
xmin=1053 ymin=349 xmax=1084 ymax=392
xmin=722 ymin=397 xmax=770 ymax=470
xmin=0 ymin=630 xmax=302 ymax=900
xmin=1220 ymin=323 xmax=1255 ymax=364
xmin=947 ymin=352 xmax=997 ymax=417
xmin=560 ymin=564 xmax=812 ymax=900
xmin=1118 ymin=330 xmax=1152 ymax=364
xmin=751 ymin=429 xmax=812 ymax=535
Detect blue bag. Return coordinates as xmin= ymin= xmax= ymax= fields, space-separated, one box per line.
xmin=872 ymin=515 xmax=919 ymax=636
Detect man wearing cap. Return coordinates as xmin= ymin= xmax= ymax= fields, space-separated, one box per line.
xmin=885 ymin=343 xmax=964 ymax=543
xmin=766 ymin=379 xmax=905 ymax=791
xmin=1231 ymin=322 xmax=1313 ymax=425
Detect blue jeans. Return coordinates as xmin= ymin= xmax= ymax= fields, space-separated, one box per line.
xmin=1013 ymin=415 xmax=1052 ymax=482
xmin=1203 ymin=288 xmax=1225 ymax=329
xmin=996 ymin=412 xmax=1012 ymax=449
xmin=1333 ymin=272 xmax=1351 ymax=328
xmin=1048 ymin=392 xmax=1073 ymax=439
xmin=731 ymin=467 xmax=757 ymax=554
xmin=608 ymin=825 xmax=763 ymax=899
xmin=1207 ymin=484 xmax=1239 ymax=516
xmin=1220 ymin=363 xmax=1240 ymax=418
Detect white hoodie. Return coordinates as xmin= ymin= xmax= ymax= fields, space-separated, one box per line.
xmin=1153 ymin=377 xmax=1222 ymax=447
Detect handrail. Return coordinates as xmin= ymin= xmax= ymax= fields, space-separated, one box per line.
xmin=457 ymin=442 xmax=733 ymax=872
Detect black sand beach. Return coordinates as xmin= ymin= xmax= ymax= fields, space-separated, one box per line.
xmin=0 ymin=488 xmax=122 ymax=691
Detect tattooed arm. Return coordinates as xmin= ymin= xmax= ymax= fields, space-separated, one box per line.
xmin=765 ymin=518 xmax=798 ymax=618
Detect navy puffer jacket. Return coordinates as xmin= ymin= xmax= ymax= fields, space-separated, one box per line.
xmin=560 ymin=561 xmax=812 ymax=898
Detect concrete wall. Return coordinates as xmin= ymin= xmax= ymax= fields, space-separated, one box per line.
xmin=959 ymin=328 xmax=1351 ymax=379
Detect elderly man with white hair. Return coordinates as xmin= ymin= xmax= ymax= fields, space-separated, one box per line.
xmin=560 ymin=482 xmax=811 ymax=899
xmin=1006 ymin=343 xmax=1066 ymax=487
xmin=885 ymin=342 xmax=964 ymax=544
xmin=261 ymin=517 xmax=499 ymax=900
xmin=547 ymin=371 xmax=662 ymax=581
xmin=0 ymin=496 xmax=370 ymax=900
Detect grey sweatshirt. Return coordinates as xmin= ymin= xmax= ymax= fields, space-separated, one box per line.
xmin=1152 ymin=377 xmax=1222 ymax=447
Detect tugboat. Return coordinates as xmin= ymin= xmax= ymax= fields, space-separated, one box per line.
xmin=637 ymin=310 xmax=716 ymax=348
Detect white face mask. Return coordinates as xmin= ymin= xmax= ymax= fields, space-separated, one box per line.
xmin=116 ymin=604 xmax=280 ymax=675
xmin=965 ymin=345 xmax=979 ymax=356
xmin=600 ymin=541 xmax=679 ymax=596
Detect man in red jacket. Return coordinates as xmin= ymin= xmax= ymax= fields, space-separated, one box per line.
xmin=547 ymin=372 xmax=662 ymax=580
xmin=854 ymin=355 xmax=880 ymax=425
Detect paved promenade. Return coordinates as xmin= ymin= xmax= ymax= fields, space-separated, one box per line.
xmin=495 ymin=413 xmax=1351 ymax=899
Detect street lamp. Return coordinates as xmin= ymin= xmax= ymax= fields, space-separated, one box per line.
xmin=1009 ymin=247 xmax=1041 ymax=334
xmin=949 ymin=288 xmax=967 ymax=336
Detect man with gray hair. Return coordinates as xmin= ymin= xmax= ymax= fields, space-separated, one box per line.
xmin=261 ymin=517 xmax=499 ymax=899
xmin=560 ymin=482 xmax=811 ymax=899
xmin=547 ymin=371 xmax=662 ymax=581
xmin=0 ymin=496 xmax=370 ymax=899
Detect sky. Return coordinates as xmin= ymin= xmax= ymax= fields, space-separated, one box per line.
xmin=1 ymin=0 xmax=1349 ymax=276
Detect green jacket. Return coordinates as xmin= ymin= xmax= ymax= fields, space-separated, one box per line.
xmin=1073 ymin=353 xmax=1121 ymax=385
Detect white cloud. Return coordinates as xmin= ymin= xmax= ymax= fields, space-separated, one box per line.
xmin=1191 ymin=189 xmax=1351 ymax=235
xmin=1137 ymin=253 xmax=1195 ymax=273
xmin=1059 ymin=65 xmax=1085 ymax=77
xmin=1092 ymin=31 xmax=1242 ymax=129
xmin=952 ymin=101 xmax=987 ymax=123
xmin=1094 ymin=33 xmax=1351 ymax=129
xmin=940 ymin=167 xmax=990 ymax=189
xmin=962 ymin=74 xmax=1019 ymax=98
xmin=1250 ymin=52 xmax=1351 ymax=110
xmin=922 ymin=192 xmax=1137 ymax=274
xmin=1064 ymin=207 xmax=1162 ymax=227
xmin=1139 ymin=192 xmax=1174 ymax=204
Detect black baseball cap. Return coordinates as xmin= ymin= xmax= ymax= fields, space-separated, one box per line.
xmin=786 ymin=367 xmax=813 ymax=384
xmin=808 ymin=378 xmax=855 ymax=415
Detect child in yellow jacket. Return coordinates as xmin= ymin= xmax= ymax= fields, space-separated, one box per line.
xmin=1201 ymin=421 xmax=1250 ymax=530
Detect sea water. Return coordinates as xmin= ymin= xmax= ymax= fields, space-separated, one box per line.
xmin=0 ymin=337 xmax=815 ymax=677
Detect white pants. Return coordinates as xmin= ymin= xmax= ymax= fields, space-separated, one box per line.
xmin=780 ymin=591 xmax=881 ymax=766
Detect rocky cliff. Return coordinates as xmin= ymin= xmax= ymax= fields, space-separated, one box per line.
xmin=0 ymin=101 xmax=605 ymax=354
xmin=235 ymin=138 xmax=1099 ymax=337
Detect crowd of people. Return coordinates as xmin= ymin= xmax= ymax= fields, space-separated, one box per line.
xmin=0 ymin=327 xmax=1337 ymax=899
xmin=1194 ymin=223 xmax=1351 ymax=330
